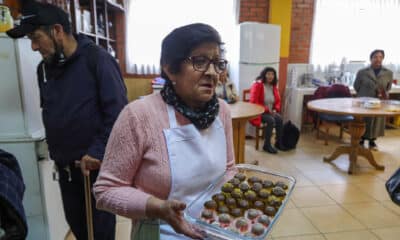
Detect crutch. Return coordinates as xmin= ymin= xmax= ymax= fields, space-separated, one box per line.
xmin=76 ymin=161 xmax=94 ymax=240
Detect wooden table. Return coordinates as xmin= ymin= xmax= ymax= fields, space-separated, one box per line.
xmin=308 ymin=98 xmax=400 ymax=174
xmin=229 ymin=101 xmax=264 ymax=164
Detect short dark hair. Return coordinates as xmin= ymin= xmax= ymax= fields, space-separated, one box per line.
xmin=160 ymin=23 xmax=224 ymax=80
xmin=256 ymin=67 xmax=278 ymax=86
xmin=370 ymin=49 xmax=385 ymax=60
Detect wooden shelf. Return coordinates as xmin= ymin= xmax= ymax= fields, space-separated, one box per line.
xmin=69 ymin=0 xmax=124 ymax=68
xmin=79 ymin=31 xmax=115 ymax=42
xmin=106 ymin=0 xmax=125 ymax=12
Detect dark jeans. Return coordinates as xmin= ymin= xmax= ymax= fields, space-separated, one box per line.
xmin=261 ymin=112 xmax=283 ymax=146
xmin=58 ymin=164 xmax=116 ymax=240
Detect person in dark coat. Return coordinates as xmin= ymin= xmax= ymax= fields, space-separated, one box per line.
xmin=354 ymin=49 xmax=393 ymax=150
xmin=6 ymin=2 xmax=128 ymax=239
xmin=0 ymin=149 xmax=27 ymax=240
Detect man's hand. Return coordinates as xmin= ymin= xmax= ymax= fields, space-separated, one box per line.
xmin=76 ymin=154 xmax=101 ymax=176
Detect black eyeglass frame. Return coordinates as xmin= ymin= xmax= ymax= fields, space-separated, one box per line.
xmin=186 ymin=55 xmax=228 ymax=74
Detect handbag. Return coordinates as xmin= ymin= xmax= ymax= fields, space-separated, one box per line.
xmin=385 ymin=168 xmax=400 ymax=206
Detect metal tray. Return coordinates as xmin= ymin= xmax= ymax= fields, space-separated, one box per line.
xmin=184 ymin=164 xmax=296 ymax=240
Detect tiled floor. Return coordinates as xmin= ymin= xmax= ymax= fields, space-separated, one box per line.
xmin=67 ymin=127 xmax=400 ymax=240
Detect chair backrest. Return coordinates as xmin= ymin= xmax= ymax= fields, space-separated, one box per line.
xmin=326 ymin=84 xmax=352 ymax=98
xmin=311 ymin=86 xmax=329 ymax=100
xmin=242 ymin=89 xmax=250 ymax=102
xmin=312 ymin=84 xmax=351 ymax=100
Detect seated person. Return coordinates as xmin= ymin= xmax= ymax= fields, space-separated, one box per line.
xmin=249 ymin=67 xmax=286 ymax=154
xmin=215 ymin=70 xmax=238 ymax=103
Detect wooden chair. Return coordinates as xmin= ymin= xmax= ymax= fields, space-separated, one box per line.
xmin=242 ymin=89 xmax=265 ymax=150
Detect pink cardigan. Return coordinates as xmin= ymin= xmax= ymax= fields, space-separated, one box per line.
xmin=93 ymin=93 xmax=235 ymax=220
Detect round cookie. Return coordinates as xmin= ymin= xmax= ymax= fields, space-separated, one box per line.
xmin=204 ymin=200 xmax=217 ymax=210
xmin=251 ymin=223 xmax=265 ymax=236
xmin=258 ymin=214 xmax=270 ymax=226
xmin=234 ymin=172 xmax=246 ymax=182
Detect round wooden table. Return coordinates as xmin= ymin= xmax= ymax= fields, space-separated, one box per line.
xmin=229 ymin=101 xmax=264 ymax=164
xmin=308 ymin=98 xmax=400 ymax=174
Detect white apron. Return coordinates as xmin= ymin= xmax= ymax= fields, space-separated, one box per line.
xmin=132 ymin=104 xmax=227 ymax=240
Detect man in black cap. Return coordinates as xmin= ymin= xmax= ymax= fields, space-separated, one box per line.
xmin=7 ymin=2 xmax=127 ymax=239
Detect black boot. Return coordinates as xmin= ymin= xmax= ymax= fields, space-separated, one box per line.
xmin=263 ymin=126 xmax=277 ymax=154
xmin=369 ymin=139 xmax=378 ymax=151
xmin=274 ymin=115 xmax=287 ymax=151
xmin=359 ymin=137 xmax=366 ymax=147
xmin=263 ymin=144 xmax=277 ymax=154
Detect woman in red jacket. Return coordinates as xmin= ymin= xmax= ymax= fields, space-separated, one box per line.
xmin=249 ymin=67 xmax=285 ymax=154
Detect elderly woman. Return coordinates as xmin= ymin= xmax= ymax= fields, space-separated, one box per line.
xmin=249 ymin=67 xmax=285 ymax=154
xmin=354 ymin=49 xmax=393 ymax=150
xmin=93 ymin=23 xmax=236 ymax=239
xmin=215 ymin=69 xmax=238 ymax=103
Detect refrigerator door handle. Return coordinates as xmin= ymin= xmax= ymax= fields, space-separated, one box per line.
xmin=35 ymin=140 xmax=48 ymax=162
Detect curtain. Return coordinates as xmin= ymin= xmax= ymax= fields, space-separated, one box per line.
xmin=125 ymin=0 xmax=239 ymax=74
xmin=311 ymin=0 xmax=400 ymax=69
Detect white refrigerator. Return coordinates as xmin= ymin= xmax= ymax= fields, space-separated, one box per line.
xmin=230 ymin=22 xmax=281 ymax=99
xmin=0 ymin=33 xmax=69 ymax=240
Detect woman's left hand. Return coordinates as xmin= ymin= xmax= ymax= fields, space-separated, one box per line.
xmin=146 ymin=197 xmax=206 ymax=239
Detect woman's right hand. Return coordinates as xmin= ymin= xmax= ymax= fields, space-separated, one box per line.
xmin=146 ymin=197 xmax=205 ymax=239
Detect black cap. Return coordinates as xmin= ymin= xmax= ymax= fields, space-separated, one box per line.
xmin=6 ymin=2 xmax=70 ymax=39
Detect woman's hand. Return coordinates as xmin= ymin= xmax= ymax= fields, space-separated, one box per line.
xmin=146 ymin=197 xmax=205 ymax=239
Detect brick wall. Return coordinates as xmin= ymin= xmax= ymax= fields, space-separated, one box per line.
xmin=239 ymin=0 xmax=269 ymax=23
xmin=289 ymin=0 xmax=314 ymax=63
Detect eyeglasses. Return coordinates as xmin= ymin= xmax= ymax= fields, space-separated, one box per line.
xmin=187 ymin=56 xmax=228 ymax=74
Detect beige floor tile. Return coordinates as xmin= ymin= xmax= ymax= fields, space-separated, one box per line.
xmin=270 ymin=208 xmax=319 ymax=237
xmin=381 ymin=200 xmax=400 ymax=216
xmin=319 ymin=184 xmax=376 ymax=204
xmin=324 ymin=230 xmax=378 ymax=240
xmin=292 ymin=186 xmax=336 ymax=207
xmin=352 ymin=180 xmax=391 ymax=201
xmin=341 ymin=202 xmax=400 ymax=228
xmin=343 ymin=172 xmax=383 ymax=184
xmin=301 ymin=205 xmax=365 ymax=233
xmin=301 ymin=168 xmax=348 ymax=185
xmin=285 ymin=200 xmax=296 ymax=209
xmin=274 ymin=234 xmax=325 ymax=240
xmin=371 ymin=226 xmax=400 ymax=240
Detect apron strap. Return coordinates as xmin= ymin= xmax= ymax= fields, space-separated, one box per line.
xmin=166 ymin=104 xmax=178 ymax=128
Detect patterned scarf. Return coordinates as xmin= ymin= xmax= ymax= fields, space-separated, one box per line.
xmin=160 ymin=80 xmax=219 ymax=130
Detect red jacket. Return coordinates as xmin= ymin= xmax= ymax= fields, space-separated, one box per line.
xmin=249 ymin=80 xmax=281 ymax=127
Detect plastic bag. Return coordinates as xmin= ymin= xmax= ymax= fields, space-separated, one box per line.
xmin=386 ymin=168 xmax=400 ymax=206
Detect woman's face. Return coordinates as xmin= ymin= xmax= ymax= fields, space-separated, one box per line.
xmin=165 ymin=42 xmax=221 ymax=109
xmin=265 ymin=71 xmax=275 ymax=84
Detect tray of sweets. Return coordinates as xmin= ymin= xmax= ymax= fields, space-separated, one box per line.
xmin=184 ymin=164 xmax=296 ymax=240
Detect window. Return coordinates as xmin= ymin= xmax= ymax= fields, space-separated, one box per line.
xmin=125 ymin=0 xmax=238 ymax=74
xmin=311 ymin=0 xmax=400 ymax=68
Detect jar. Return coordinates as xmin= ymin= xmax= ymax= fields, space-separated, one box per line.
xmin=0 ymin=5 xmax=13 ymax=33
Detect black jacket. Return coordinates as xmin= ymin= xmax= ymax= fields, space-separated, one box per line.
xmin=37 ymin=34 xmax=127 ymax=167
xmin=0 ymin=149 xmax=27 ymax=239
